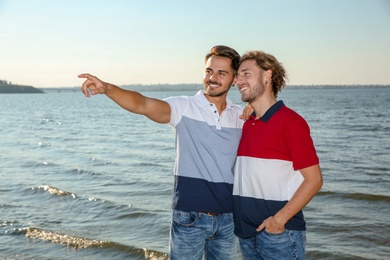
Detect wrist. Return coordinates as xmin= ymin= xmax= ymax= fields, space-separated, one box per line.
xmin=105 ymin=83 xmax=115 ymax=95
xmin=273 ymin=213 xmax=287 ymax=227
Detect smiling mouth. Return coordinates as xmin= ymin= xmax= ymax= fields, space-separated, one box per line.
xmin=239 ymin=87 xmax=248 ymax=92
xmin=207 ymin=82 xmax=221 ymax=89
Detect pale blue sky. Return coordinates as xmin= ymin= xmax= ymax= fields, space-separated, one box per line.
xmin=1 ymin=0 xmax=389 ymax=88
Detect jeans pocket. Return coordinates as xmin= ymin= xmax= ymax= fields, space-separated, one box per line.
xmin=225 ymin=212 xmax=234 ymax=222
xmin=261 ymin=229 xmax=290 ymax=247
xmin=264 ymin=229 xmax=287 ymax=236
xmin=257 ymin=230 xmax=304 ymax=259
xmin=172 ymin=210 xmax=198 ymax=227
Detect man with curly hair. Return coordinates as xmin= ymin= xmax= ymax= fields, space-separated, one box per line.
xmin=233 ymin=50 xmax=323 ymax=259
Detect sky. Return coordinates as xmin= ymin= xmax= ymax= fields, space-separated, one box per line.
xmin=0 ymin=0 xmax=389 ymax=88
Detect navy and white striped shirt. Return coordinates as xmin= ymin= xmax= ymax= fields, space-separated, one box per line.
xmin=164 ymin=90 xmax=243 ymax=213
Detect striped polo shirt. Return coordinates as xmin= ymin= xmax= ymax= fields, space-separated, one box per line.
xmin=164 ymin=90 xmax=243 ymax=213
xmin=233 ymin=101 xmax=319 ymax=238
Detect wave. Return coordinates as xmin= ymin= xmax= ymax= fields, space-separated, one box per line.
xmin=25 ymin=227 xmax=106 ymax=248
xmin=34 ymin=185 xmax=76 ymax=198
xmin=65 ymin=167 xmax=103 ymax=176
xmin=24 ymin=227 xmax=168 ymax=259
xmin=133 ymin=162 xmax=167 ymax=168
xmin=318 ymin=190 xmax=390 ymax=202
xmin=342 ymin=192 xmax=390 ymax=202
xmin=21 ymin=160 xmax=60 ymax=168
xmin=29 ymin=184 xmax=163 ymax=220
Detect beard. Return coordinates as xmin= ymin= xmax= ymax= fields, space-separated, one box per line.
xmin=241 ymin=80 xmax=265 ymax=103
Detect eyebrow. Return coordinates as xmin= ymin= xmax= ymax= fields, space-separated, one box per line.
xmin=206 ymin=68 xmax=230 ymax=74
xmin=218 ymin=69 xmax=229 ymax=74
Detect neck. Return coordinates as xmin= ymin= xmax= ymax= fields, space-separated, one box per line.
xmin=251 ymin=93 xmax=277 ymax=119
xmin=204 ymin=93 xmax=228 ymax=114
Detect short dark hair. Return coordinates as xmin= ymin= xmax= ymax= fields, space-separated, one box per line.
xmin=205 ymin=45 xmax=240 ymax=76
xmin=240 ymin=51 xmax=287 ymax=97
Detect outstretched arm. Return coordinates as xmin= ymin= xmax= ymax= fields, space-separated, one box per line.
xmin=257 ymin=164 xmax=323 ymax=233
xmin=79 ymin=73 xmax=171 ymax=124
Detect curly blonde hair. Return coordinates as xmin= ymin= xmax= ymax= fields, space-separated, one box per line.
xmin=240 ymin=51 xmax=287 ymax=97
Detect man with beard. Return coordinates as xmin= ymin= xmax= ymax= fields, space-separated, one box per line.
xmin=233 ymin=50 xmax=323 ymax=260
xmin=79 ymin=45 xmax=245 ymax=259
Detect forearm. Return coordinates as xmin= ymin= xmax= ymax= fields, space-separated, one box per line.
xmin=105 ymin=83 xmax=171 ymax=123
xmin=105 ymin=83 xmax=147 ymax=115
xmin=274 ymin=165 xmax=323 ymax=226
xmin=79 ymin=73 xmax=171 ymax=123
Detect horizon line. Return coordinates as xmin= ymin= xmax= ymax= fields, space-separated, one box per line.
xmin=39 ymin=83 xmax=390 ymax=89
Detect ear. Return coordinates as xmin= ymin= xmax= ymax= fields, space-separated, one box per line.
xmin=264 ymin=69 xmax=272 ymax=83
xmin=232 ymin=76 xmax=237 ymax=86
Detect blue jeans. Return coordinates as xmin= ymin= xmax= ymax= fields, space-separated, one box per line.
xmin=169 ymin=210 xmax=238 ymax=260
xmin=239 ymin=229 xmax=306 ymax=260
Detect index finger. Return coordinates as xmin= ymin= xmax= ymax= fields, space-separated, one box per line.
xmin=256 ymin=223 xmax=265 ymax=232
xmin=78 ymin=73 xmax=94 ymax=80
xmin=78 ymin=73 xmax=95 ymax=97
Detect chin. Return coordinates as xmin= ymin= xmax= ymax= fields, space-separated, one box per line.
xmin=207 ymin=89 xmax=227 ymax=97
xmin=242 ymin=97 xmax=253 ymax=103
xmin=210 ymin=92 xmax=226 ymax=98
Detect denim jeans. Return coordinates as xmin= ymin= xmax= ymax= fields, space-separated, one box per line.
xmin=239 ymin=229 xmax=306 ymax=260
xmin=169 ymin=210 xmax=238 ymax=260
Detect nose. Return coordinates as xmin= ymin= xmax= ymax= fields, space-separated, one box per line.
xmin=209 ymin=73 xmax=219 ymax=82
xmin=236 ymin=75 xmax=244 ymax=87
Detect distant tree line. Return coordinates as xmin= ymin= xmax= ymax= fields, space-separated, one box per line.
xmin=0 ymin=79 xmax=12 ymax=85
xmin=0 ymin=79 xmax=43 ymax=93
xmin=122 ymin=83 xmax=203 ymax=91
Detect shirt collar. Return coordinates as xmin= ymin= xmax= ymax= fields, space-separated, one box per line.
xmin=195 ymin=89 xmax=234 ymax=110
xmin=251 ymin=100 xmax=284 ymax=122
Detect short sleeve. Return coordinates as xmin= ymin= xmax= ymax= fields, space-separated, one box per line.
xmin=163 ymin=96 xmax=190 ymax=127
xmin=288 ymin=116 xmax=319 ymax=170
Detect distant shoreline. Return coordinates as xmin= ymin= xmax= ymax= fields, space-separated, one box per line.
xmin=2 ymin=82 xmax=389 ymax=94
xmin=39 ymin=84 xmax=390 ymax=93
xmin=0 ymin=81 xmax=44 ymax=94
